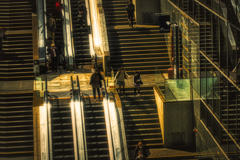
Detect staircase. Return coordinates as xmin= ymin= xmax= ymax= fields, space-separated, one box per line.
xmin=0 ymin=0 xmax=34 ymax=81
xmin=103 ymin=0 xmax=135 ymax=26
xmin=70 ymin=0 xmax=92 ymax=69
xmin=0 ymin=92 xmax=34 ymax=157
xmin=120 ymin=87 xmax=163 ymax=159
xmin=102 ymin=0 xmax=170 ymax=74
xmin=83 ymin=98 xmax=110 ymax=160
xmin=50 ymin=98 xmax=75 ymax=160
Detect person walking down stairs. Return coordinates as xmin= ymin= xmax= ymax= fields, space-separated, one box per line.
xmin=126 ymin=0 xmax=135 ymax=28
xmin=115 ymin=66 xmax=131 ymax=96
xmin=78 ymin=1 xmax=87 ymax=28
xmin=134 ymin=71 xmax=142 ymax=97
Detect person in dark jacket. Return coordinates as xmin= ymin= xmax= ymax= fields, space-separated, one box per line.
xmin=50 ymin=45 xmax=59 ymax=72
xmin=114 ymin=66 xmax=130 ymax=96
xmin=47 ymin=14 xmax=56 ymax=39
xmin=78 ymin=2 xmax=87 ymax=28
xmin=90 ymin=68 xmax=105 ymax=101
xmin=0 ymin=27 xmax=7 ymax=53
xmin=134 ymin=71 xmax=142 ymax=97
xmin=134 ymin=142 xmax=147 ymax=160
xmin=126 ymin=0 xmax=135 ymax=28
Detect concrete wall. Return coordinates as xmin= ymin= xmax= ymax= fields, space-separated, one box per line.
xmin=133 ymin=0 xmax=160 ymax=24
xmin=163 ymin=101 xmax=193 ymax=148
xmin=154 ymin=86 xmax=193 ymax=148
xmin=153 ymin=87 xmax=165 ymax=144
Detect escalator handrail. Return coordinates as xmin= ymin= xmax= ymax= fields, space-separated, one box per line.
xmin=71 ymin=76 xmax=79 ymax=160
xmin=86 ymin=0 xmax=97 ymax=59
xmin=77 ymin=76 xmax=88 ymax=160
xmin=63 ymin=0 xmax=74 ymax=68
xmin=103 ymin=80 xmax=115 ymax=160
xmin=44 ymin=78 xmax=52 ymax=160
xmin=68 ymin=0 xmax=76 ymax=64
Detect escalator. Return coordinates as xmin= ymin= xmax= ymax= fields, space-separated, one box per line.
xmin=70 ymin=0 xmax=92 ymax=69
xmin=83 ymin=98 xmax=110 ymax=160
xmin=50 ymin=98 xmax=75 ymax=160
xmin=46 ymin=1 xmax=64 ymax=50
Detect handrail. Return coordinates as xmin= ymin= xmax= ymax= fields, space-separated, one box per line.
xmin=200 ymin=50 xmax=240 ymax=92
xmin=103 ymin=80 xmax=115 ymax=160
xmin=63 ymin=0 xmax=74 ymax=69
xmin=37 ymin=0 xmax=46 ymax=64
xmin=62 ymin=0 xmax=69 ymax=68
xmin=110 ymin=88 xmax=129 ymax=160
xmin=70 ymin=76 xmax=79 ymax=160
xmin=86 ymin=0 xmax=96 ymax=58
xmin=153 ymin=85 xmax=166 ymax=102
xmin=44 ymin=78 xmax=53 ymax=160
xmin=68 ymin=0 xmax=75 ymax=66
xmin=167 ymin=0 xmax=199 ymax=26
xmin=77 ymin=76 xmax=88 ymax=160
xmin=43 ymin=78 xmax=49 ymax=160
xmin=155 ymin=66 xmax=166 ymax=100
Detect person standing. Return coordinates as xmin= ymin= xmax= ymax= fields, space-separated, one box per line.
xmin=90 ymin=68 xmax=105 ymax=101
xmin=115 ymin=66 xmax=130 ymax=96
xmin=78 ymin=2 xmax=87 ymax=28
xmin=134 ymin=71 xmax=142 ymax=97
xmin=54 ymin=40 xmax=62 ymax=66
xmin=48 ymin=14 xmax=56 ymax=39
xmin=126 ymin=0 xmax=135 ymax=28
xmin=55 ymin=0 xmax=62 ymax=21
xmin=50 ymin=45 xmax=58 ymax=72
xmin=0 ymin=27 xmax=7 ymax=54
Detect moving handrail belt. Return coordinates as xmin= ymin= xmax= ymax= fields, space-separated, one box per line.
xmin=103 ymin=80 xmax=116 ymax=160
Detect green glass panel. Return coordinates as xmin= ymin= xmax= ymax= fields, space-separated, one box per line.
xmin=165 ymin=79 xmax=190 ymax=101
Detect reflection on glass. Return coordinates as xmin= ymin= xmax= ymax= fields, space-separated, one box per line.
xmin=165 ymin=79 xmax=191 ymax=101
